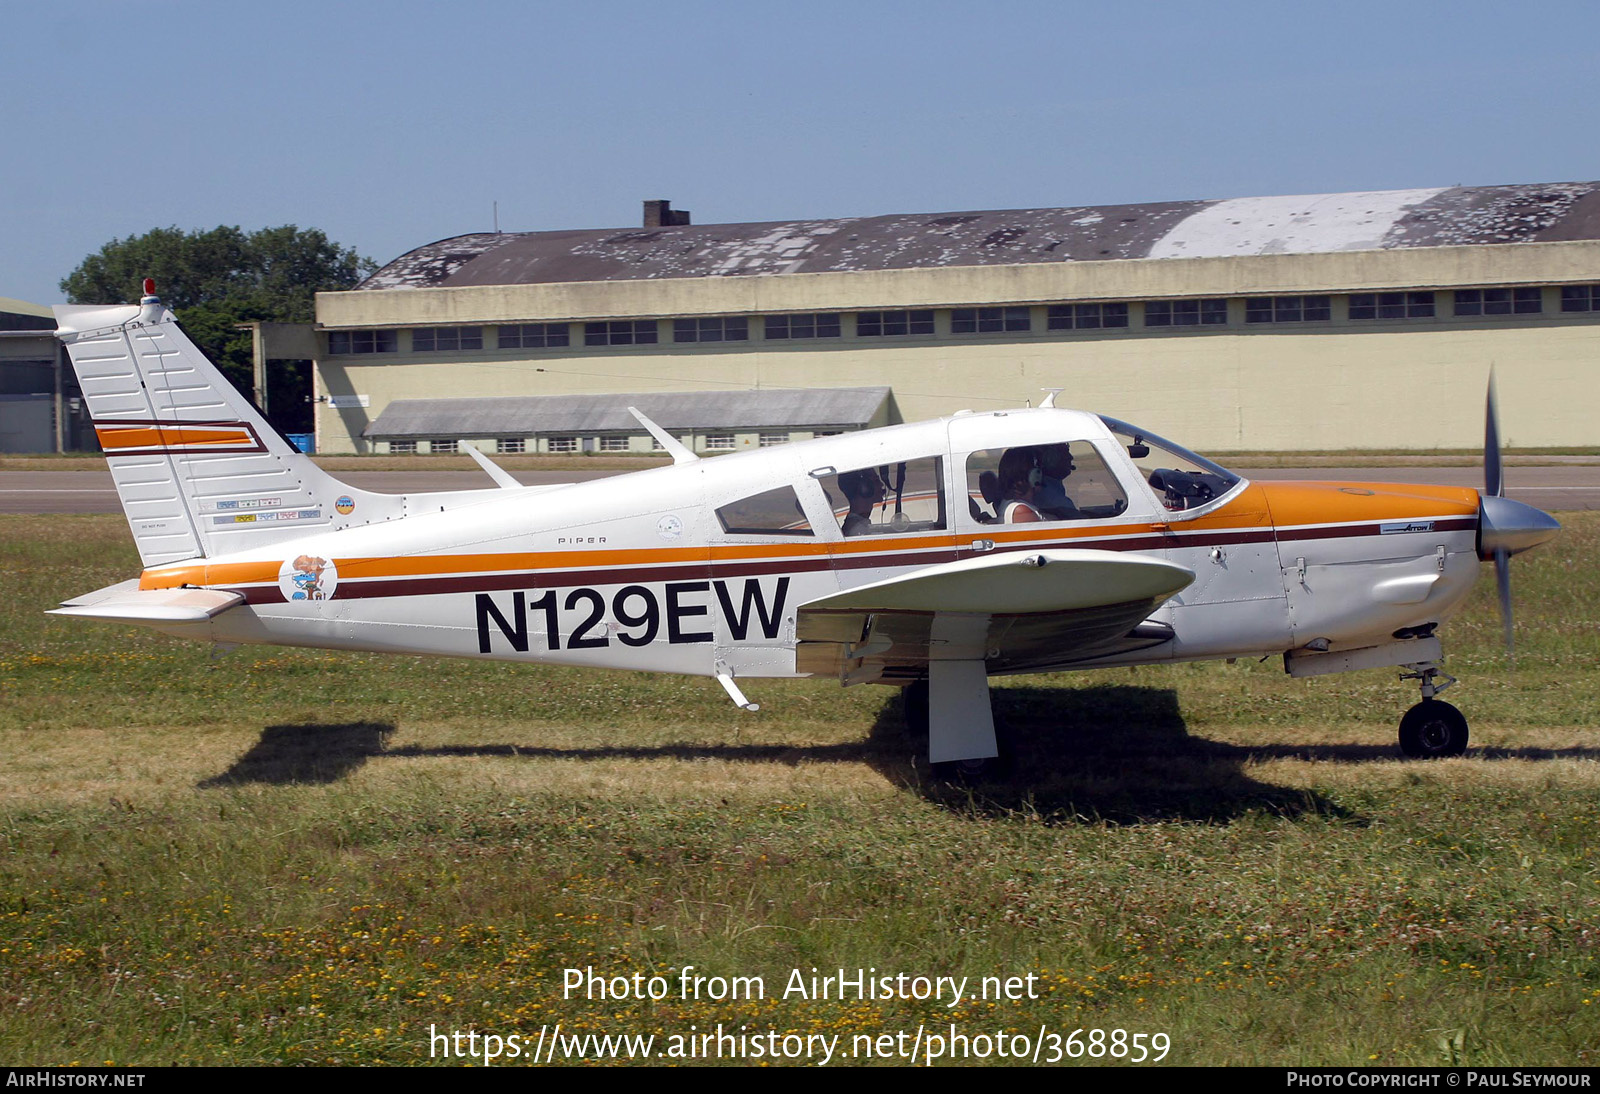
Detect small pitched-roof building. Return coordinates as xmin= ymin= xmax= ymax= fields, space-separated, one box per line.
xmin=312 ymin=185 xmax=1600 ymax=454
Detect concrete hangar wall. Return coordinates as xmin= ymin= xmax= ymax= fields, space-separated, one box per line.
xmin=311 ymin=184 xmax=1600 ymax=455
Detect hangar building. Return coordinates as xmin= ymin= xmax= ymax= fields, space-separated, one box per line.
xmin=0 ymin=297 xmax=88 ymax=453
xmin=311 ymin=184 xmax=1600 ymax=456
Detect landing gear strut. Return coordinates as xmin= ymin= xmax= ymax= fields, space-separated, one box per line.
xmin=1397 ymin=661 xmax=1468 ymax=759
xmin=903 ymin=679 xmax=1003 ymax=781
xmin=907 ymin=659 xmax=1006 ymax=782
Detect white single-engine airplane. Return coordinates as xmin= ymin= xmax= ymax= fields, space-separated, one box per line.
xmin=50 ymin=286 xmax=1560 ymax=773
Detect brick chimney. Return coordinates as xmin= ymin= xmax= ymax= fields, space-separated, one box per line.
xmin=643 ymin=199 xmax=691 ymax=227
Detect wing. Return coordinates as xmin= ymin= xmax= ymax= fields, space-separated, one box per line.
xmin=795 ymin=549 xmax=1193 ymax=684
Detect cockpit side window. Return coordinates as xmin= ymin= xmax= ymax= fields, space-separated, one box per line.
xmin=823 ymin=456 xmax=946 ymax=536
xmin=715 ymin=484 xmax=814 ymax=536
xmin=964 ymin=442 xmax=1128 ymax=525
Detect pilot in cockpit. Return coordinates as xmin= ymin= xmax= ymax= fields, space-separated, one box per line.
xmin=1028 ymin=442 xmax=1083 ymax=521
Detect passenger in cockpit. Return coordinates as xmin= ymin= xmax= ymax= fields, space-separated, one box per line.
xmin=837 ymin=467 xmax=885 ymax=536
xmin=997 ymin=448 xmax=1042 ymax=523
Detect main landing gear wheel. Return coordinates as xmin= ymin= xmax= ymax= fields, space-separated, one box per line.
xmin=932 ymin=755 xmax=1002 ymax=783
xmin=1398 ymin=699 xmax=1469 ymax=759
xmin=934 ymin=751 xmax=1004 ymax=786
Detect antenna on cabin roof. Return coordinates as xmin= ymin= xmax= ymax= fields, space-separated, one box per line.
xmin=627 ymin=406 xmax=698 ymax=465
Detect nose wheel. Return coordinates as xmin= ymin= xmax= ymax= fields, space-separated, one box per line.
xmin=1398 ymin=699 xmax=1469 ymax=758
xmin=1397 ymin=661 xmax=1468 ymax=758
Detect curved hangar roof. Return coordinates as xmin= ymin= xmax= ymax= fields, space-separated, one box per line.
xmin=363 ymin=182 xmax=1600 ymax=291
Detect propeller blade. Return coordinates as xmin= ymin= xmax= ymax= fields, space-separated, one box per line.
xmin=1484 ymin=371 xmax=1503 ymax=499
xmin=1495 ymin=546 xmax=1514 ymax=657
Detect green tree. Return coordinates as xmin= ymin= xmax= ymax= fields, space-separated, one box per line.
xmin=60 ymin=226 xmax=376 ymax=432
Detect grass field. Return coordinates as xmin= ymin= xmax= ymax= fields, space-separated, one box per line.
xmin=1 ymin=514 xmax=1596 ymax=1066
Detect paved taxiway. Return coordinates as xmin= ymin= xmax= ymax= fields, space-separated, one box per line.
xmin=1 ymin=465 xmax=1595 ymax=515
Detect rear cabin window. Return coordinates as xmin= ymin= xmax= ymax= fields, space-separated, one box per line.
xmin=823 ymin=456 xmax=946 ymax=537
xmin=964 ymin=442 xmax=1128 ymax=525
xmin=715 ymin=485 xmax=814 ymax=536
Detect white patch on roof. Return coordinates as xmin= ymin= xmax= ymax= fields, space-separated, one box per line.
xmin=707 ymin=221 xmax=852 ymax=276
xmin=1147 ymin=188 xmax=1447 ymax=258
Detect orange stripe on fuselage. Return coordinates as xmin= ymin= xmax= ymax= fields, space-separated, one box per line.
xmin=135 ymin=479 xmax=1478 ymax=592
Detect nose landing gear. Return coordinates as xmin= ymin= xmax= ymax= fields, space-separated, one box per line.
xmin=1397 ymin=661 xmax=1468 ymax=759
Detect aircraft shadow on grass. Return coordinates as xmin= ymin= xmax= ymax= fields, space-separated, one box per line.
xmin=194 ymin=686 xmax=1321 ymax=823
xmin=198 ymin=721 xmax=398 ymax=788
xmin=197 ymin=686 xmax=1600 ymax=824
xmin=197 ymin=721 xmax=882 ymax=789
xmin=868 ymin=685 xmax=1356 ymax=825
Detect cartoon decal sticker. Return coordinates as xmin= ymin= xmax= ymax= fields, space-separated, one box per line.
xmin=278 ymin=555 xmax=338 ymax=602
xmin=335 ymin=496 xmax=355 ymax=515
xmin=657 ymin=515 xmax=683 ymax=540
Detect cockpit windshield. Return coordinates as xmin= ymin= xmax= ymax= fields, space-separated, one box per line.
xmin=1099 ymin=416 xmax=1243 ymax=512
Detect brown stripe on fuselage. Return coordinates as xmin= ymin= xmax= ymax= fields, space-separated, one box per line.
xmin=224 ymin=516 xmax=1473 ymax=605
xmin=140 ymin=477 xmax=1482 ymax=604
xmin=1275 ymin=516 xmax=1476 ymax=543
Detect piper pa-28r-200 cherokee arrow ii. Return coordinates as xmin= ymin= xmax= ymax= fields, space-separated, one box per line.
xmin=50 ymin=284 xmax=1560 ymax=773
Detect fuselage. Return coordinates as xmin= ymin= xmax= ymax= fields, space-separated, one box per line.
xmin=130 ymin=408 xmax=1484 ymax=682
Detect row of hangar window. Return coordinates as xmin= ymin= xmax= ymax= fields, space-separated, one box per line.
xmin=326 ymin=284 xmax=1600 ymax=355
xmin=385 ymin=431 xmax=839 ymax=455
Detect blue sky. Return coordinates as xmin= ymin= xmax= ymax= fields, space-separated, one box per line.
xmin=4 ymin=0 xmax=1596 ymax=305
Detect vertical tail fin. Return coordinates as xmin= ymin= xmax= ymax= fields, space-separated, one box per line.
xmin=54 ymin=292 xmax=404 ymax=566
